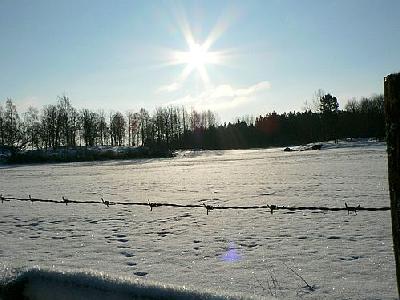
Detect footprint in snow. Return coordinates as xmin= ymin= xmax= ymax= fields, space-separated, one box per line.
xmin=340 ymin=255 xmax=363 ymax=261
xmin=114 ymin=234 xmax=127 ymax=238
xmin=120 ymin=251 xmax=134 ymax=257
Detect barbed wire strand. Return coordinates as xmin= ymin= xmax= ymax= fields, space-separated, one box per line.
xmin=0 ymin=194 xmax=390 ymax=215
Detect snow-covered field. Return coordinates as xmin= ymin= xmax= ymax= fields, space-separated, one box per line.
xmin=0 ymin=141 xmax=396 ymax=299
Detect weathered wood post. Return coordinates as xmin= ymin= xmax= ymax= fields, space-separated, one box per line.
xmin=384 ymin=73 xmax=400 ymax=296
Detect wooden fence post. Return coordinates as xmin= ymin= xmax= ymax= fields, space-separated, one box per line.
xmin=384 ymin=73 xmax=400 ymax=296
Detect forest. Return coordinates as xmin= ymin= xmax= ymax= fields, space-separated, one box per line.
xmin=0 ymin=92 xmax=384 ymax=161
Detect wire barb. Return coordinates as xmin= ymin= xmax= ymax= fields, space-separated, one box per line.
xmin=0 ymin=194 xmax=4 ymax=203
xmin=203 ymin=203 xmax=214 ymax=215
xmin=345 ymin=202 xmax=360 ymax=215
xmin=148 ymin=201 xmax=160 ymax=211
xmin=62 ymin=196 xmax=69 ymax=205
xmin=101 ymin=198 xmax=110 ymax=207
xmin=268 ymin=204 xmax=277 ymax=214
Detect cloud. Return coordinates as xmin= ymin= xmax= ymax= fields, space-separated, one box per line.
xmin=157 ymin=82 xmax=182 ymax=93
xmin=166 ymin=81 xmax=271 ymax=111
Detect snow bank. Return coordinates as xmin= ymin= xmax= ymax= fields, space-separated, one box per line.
xmin=0 ymin=268 xmax=255 ymax=300
xmin=320 ymin=138 xmax=385 ymax=150
xmin=6 ymin=145 xmax=174 ymax=164
xmin=284 ymin=138 xmax=385 ymax=152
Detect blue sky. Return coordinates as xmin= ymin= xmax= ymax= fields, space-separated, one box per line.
xmin=0 ymin=0 xmax=399 ymax=121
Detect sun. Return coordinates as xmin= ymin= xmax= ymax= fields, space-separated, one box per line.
xmin=171 ymin=41 xmax=221 ymax=84
xmin=188 ymin=43 xmax=207 ymax=68
xmin=184 ymin=43 xmax=217 ymax=68
xmin=159 ymin=9 xmax=235 ymax=91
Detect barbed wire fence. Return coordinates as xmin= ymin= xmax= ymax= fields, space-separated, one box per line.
xmin=0 ymin=194 xmax=390 ymax=215
xmin=0 ymin=193 xmax=392 ymax=296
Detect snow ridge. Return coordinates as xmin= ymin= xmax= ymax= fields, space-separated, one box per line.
xmin=0 ymin=268 xmax=256 ymax=300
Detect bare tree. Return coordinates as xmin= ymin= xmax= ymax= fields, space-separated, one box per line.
xmin=110 ymin=112 xmax=126 ymax=146
xmin=80 ymin=109 xmax=98 ymax=147
xmin=126 ymin=111 xmax=140 ymax=147
xmin=23 ymin=106 xmax=40 ymax=149
xmin=344 ymin=98 xmax=359 ymax=113
xmin=97 ymin=109 xmax=108 ymax=146
xmin=56 ymin=95 xmax=78 ymax=148
xmin=139 ymin=108 xmax=150 ymax=146
xmin=40 ymin=105 xmax=58 ymax=149
xmin=4 ymin=98 xmax=21 ymax=147
xmin=0 ymin=104 xmax=4 ymax=146
xmin=190 ymin=109 xmax=201 ymax=131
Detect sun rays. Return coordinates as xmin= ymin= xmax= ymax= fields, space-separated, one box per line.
xmin=172 ymin=42 xmax=220 ymax=84
xmin=158 ymin=8 xmax=236 ymax=91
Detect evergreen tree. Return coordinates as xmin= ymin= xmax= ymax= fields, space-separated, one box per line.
xmin=319 ymin=93 xmax=339 ymax=142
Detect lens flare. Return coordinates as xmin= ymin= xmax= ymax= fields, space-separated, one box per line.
xmin=221 ymin=242 xmax=241 ymax=262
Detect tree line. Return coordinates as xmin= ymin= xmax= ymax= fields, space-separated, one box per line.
xmin=0 ymin=93 xmax=384 ymax=153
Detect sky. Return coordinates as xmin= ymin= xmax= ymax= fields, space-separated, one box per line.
xmin=0 ymin=0 xmax=399 ymax=122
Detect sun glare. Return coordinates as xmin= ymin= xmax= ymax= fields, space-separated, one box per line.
xmin=172 ymin=41 xmax=221 ymax=84
xmin=170 ymin=42 xmax=221 ymax=84
xmin=186 ymin=43 xmax=217 ymax=68
xmin=160 ymin=11 xmax=234 ymax=89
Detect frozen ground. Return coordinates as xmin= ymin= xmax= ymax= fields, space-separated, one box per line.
xmin=0 ymin=141 xmax=396 ymax=299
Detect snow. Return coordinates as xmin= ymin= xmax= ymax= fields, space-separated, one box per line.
xmin=284 ymin=138 xmax=385 ymax=152
xmin=0 ymin=141 xmax=396 ymax=299
xmin=1 ymin=268 xmax=249 ymax=300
